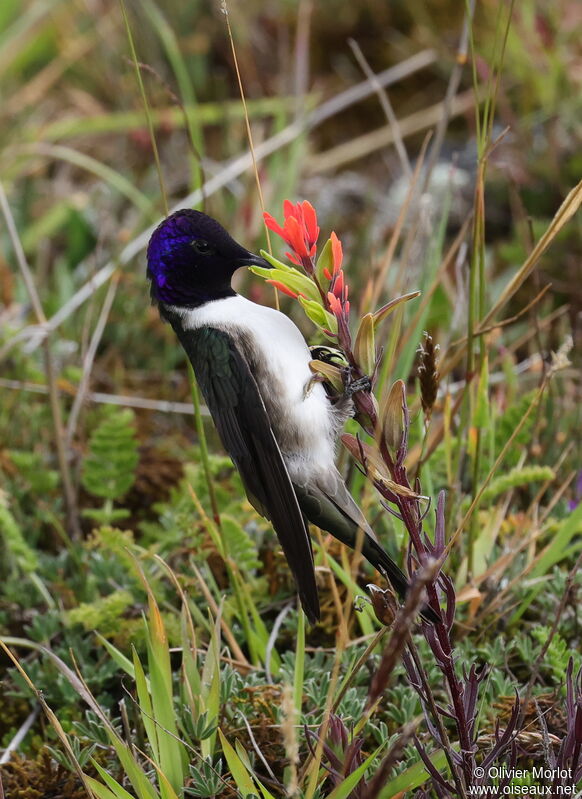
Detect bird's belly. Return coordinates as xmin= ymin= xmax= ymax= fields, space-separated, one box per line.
xmin=178 ymin=294 xmax=337 ymax=481
xmin=243 ymin=313 xmax=337 ymax=481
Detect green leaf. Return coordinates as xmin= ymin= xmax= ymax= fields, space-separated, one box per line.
xmin=95 ymin=633 xmax=142 ymax=685
xmin=85 ymin=775 xmax=123 ymax=799
xmin=107 ymin=736 xmax=159 ymax=799
xmin=326 ymin=745 xmax=382 ymax=799
xmin=377 ymin=749 xmax=449 ymax=797
xmin=353 ymin=313 xmax=376 ymax=376
xmin=315 ymin=236 xmax=334 ymax=282
xmin=372 ymin=291 xmax=420 ymax=326
xmin=221 ymin=515 xmax=261 ymax=572
xmin=257 ymin=249 xmax=296 ymax=272
xmin=511 ymin=503 xmax=582 ymax=623
xmin=294 ymin=608 xmax=305 ymax=718
xmin=132 ymin=646 xmax=159 ymax=763
xmin=474 ymin=355 xmax=490 ymax=429
xmin=201 ymin=609 xmax=221 ymax=758
xmin=89 ymin=763 xmax=137 ymax=799
xmin=181 ymin=603 xmax=201 ymax=711
xmin=144 ymin=604 xmax=187 ymax=791
xmin=235 ymin=741 xmax=277 ymax=799
xmin=251 ymin=267 xmax=321 ymax=301
xmin=530 ymin=501 xmax=582 ymax=578
xmin=81 ymin=408 xmax=138 ymax=503
xmin=147 ymin=759 xmax=182 ymax=799
xmin=128 ymin=556 xmax=187 ymax=793
xmin=298 ymin=296 xmax=338 ymax=333
xmin=0 ymin=493 xmax=39 ymax=574
xmin=218 ymin=729 xmax=257 ymax=797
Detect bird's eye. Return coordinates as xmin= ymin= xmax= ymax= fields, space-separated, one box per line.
xmin=190 ymin=238 xmax=215 ymax=255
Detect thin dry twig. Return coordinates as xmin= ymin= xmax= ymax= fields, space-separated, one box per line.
xmin=238 ymin=709 xmax=281 ymax=787
xmin=0 ymin=379 xmax=209 ymax=416
xmin=439 ymin=180 xmax=582 ymax=382
xmin=448 ymin=282 xmax=553 ymax=348
xmin=188 ymin=561 xmax=249 ymax=667
xmin=14 ymin=49 xmax=437 ymax=354
xmin=293 ymin=0 xmax=313 ymax=121
xmin=348 ymin=37 xmax=411 ymax=177
xmin=520 ymin=551 xmax=582 ymax=724
xmin=421 ymin=0 xmax=475 ymax=191
xmin=222 ymin=0 xmax=272 ymax=248
xmin=308 ymin=87 xmax=477 ymax=174
xmin=0 ymin=181 xmax=80 ymax=538
xmin=483 ymin=180 xmax=582 ymax=325
xmin=369 ymin=131 xmax=433 ymax=309
xmin=265 ymin=603 xmax=293 ymax=683
xmin=0 ymin=641 xmax=96 ymax=797
xmin=0 ymin=704 xmax=41 ymax=765
xmin=65 ymin=272 xmax=119 ymax=446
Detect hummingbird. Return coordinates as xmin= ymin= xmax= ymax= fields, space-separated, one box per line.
xmin=147 ymin=209 xmax=438 ymax=624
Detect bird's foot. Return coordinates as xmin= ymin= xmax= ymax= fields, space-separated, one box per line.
xmin=344 ymin=374 xmax=372 ymax=397
xmin=303 ymin=374 xmax=326 ymax=399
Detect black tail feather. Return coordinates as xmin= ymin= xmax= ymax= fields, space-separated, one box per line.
xmin=364 ymin=537 xmax=441 ymax=624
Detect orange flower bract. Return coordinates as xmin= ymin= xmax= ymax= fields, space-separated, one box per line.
xmin=263 ymin=199 xmax=320 ymax=261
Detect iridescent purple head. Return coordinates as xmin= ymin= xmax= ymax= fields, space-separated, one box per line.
xmin=147 ymin=209 xmax=270 ymax=306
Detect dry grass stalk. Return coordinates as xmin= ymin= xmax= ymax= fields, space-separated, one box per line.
xmin=367 ymin=558 xmax=440 ymax=708
xmin=0 ymin=182 xmax=80 ymax=538
xmin=15 ymin=50 xmax=437 ymax=357
xmin=281 ymin=683 xmax=299 ymax=796
xmin=418 ymin=332 xmax=440 ymax=420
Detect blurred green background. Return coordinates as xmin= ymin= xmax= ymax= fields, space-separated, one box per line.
xmin=0 ymin=0 xmax=581 ymax=795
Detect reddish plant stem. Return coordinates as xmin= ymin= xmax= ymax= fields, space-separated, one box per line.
xmin=367 ymin=395 xmax=474 ymax=788
xmin=300 ymin=254 xmax=329 ymax=307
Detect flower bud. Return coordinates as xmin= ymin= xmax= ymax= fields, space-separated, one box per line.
xmin=380 ymin=380 xmax=406 ymax=460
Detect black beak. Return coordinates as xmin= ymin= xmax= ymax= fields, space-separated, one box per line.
xmin=238 ymin=251 xmax=273 ymax=270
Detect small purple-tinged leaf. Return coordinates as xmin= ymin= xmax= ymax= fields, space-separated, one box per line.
xmin=413 ymin=736 xmax=456 ymax=792
xmin=380 ymin=379 xmax=406 ymax=458
xmin=372 ymin=291 xmax=421 ymax=326
xmin=353 ymin=313 xmax=376 ymax=376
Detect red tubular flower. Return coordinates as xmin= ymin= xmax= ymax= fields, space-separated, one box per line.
xmin=332 ymin=270 xmax=344 ymax=299
xmin=266 ymin=279 xmax=299 ymax=299
xmin=263 ymin=199 xmax=352 ymax=349
xmin=264 ymin=200 xmax=320 ymax=266
xmin=327 ymin=268 xmax=351 ymax=351
xmin=284 ymin=215 xmax=309 ymax=257
xmin=298 ymin=201 xmax=319 ymax=252
xmin=327 ymin=292 xmax=342 ymax=316
xmin=330 ymin=231 xmax=343 ymax=274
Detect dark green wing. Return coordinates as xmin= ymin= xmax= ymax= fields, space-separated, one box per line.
xmin=294 ymin=480 xmax=410 ymax=599
xmin=294 ymin=479 xmax=440 ymax=624
xmin=174 ymin=323 xmax=319 ymax=624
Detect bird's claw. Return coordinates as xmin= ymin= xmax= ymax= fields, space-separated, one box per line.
xmin=303 ymin=374 xmax=326 ymax=399
xmin=345 ymin=375 xmax=372 ymax=397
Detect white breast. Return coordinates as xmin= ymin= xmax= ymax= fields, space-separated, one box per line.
xmin=174 ymin=295 xmax=336 ymax=483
